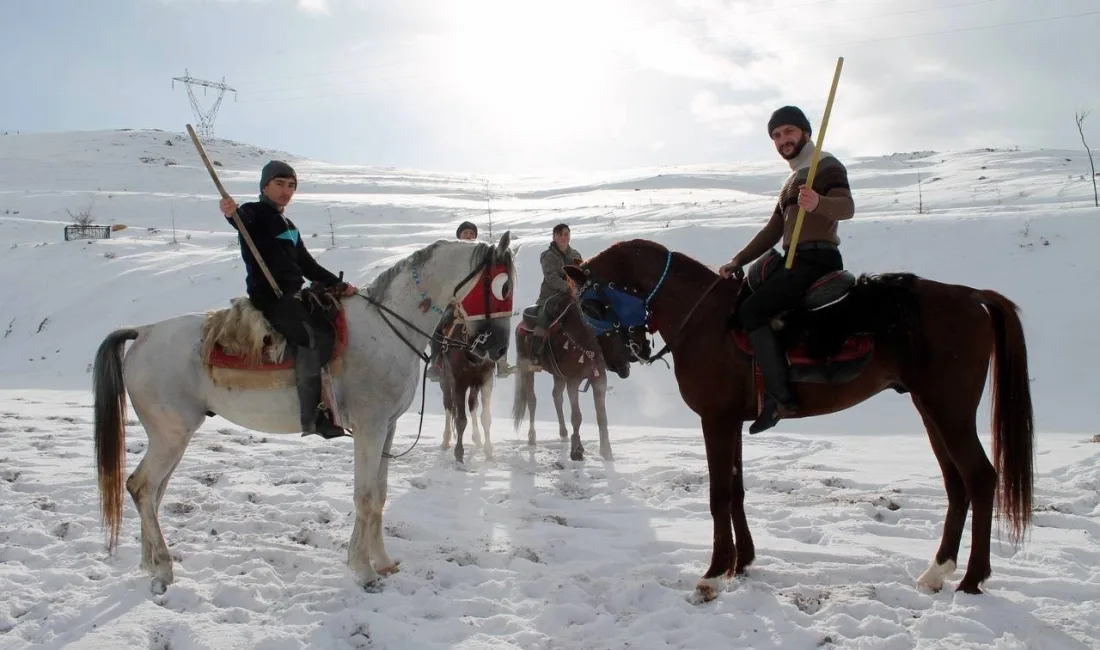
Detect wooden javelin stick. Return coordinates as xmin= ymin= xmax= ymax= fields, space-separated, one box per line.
xmin=185 ymin=124 xmax=283 ymax=298
xmin=784 ymin=56 xmax=844 ymax=270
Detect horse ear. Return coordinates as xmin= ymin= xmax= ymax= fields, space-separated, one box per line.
xmin=563 ymin=265 xmax=587 ymax=285
xmin=497 ymin=230 xmax=511 ymax=252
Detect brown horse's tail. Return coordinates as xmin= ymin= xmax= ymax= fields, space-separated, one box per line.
xmin=980 ymin=290 xmax=1034 ymax=547
xmin=93 ymin=327 xmax=140 ymax=552
xmin=512 ymin=361 xmax=535 ymax=431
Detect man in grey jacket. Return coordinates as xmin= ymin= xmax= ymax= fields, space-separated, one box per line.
xmin=531 ymin=223 xmax=583 ymax=366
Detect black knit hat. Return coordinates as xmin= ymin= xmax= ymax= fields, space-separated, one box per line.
xmin=456 ymin=221 xmax=478 ymax=238
xmin=767 ymin=106 xmax=812 ymax=136
xmin=260 ymin=160 xmax=297 ymax=190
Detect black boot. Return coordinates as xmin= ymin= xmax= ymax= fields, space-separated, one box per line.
xmin=294 ymin=340 xmax=348 ymax=440
xmin=747 ymin=326 xmax=798 ymax=434
xmin=530 ymin=330 xmax=546 ymax=367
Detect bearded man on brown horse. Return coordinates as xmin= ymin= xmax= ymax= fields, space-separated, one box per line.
xmin=718 ymin=106 xmax=854 ymax=434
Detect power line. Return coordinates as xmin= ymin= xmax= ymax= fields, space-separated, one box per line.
xmin=236 ymin=6 xmax=1099 ymax=106
xmin=233 ymin=0 xmax=998 ymax=98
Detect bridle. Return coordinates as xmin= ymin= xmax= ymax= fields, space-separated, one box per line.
xmin=574 ymin=247 xmax=721 ymax=365
xmin=573 ymin=249 xmax=672 ymax=365
xmin=357 ymin=243 xmax=512 ymax=457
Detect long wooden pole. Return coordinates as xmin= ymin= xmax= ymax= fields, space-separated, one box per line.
xmin=784 ymin=56 xmax=844 ymax=270
xmin=186 ymin=124 xmax=283 ymax=298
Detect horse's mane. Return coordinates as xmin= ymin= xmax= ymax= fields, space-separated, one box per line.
xmin=597 ymin=239 xmax=741 ymax=300
xmin=369 ymin=239 xmax=514 ymax=302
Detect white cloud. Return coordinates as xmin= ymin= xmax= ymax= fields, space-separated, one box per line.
xmin=297 ymin=0 xmax=328 ymax=13
xmin=689 ymin=91 xmax=769 ymax=135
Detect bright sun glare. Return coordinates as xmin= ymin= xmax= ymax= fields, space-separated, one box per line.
xmin=431 ymin=0 xmax=625 ymax=149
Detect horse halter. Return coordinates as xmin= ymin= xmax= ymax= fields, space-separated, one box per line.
xmin=574 ymin=249 xmax=672 ymax=364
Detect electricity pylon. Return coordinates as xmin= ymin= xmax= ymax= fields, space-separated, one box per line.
xmin=172 ymin=69 xmax=236 ymax=139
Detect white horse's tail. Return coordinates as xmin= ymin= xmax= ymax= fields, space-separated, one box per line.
xmin=93 ymin=327 xmax=140 ymax=552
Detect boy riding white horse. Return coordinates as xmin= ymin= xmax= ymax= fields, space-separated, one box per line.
xmin=219 ymin=160 xmax=357 ymax=438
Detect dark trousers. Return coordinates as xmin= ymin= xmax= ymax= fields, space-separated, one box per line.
xmin=257 ymin=293 xmax=335 ymax=363
xmin=740 ymin=246 xmax=843 ymax=331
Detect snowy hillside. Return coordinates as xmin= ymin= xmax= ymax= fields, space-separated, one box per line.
xmin=1 ymin=129 xmax=1098 ymax=649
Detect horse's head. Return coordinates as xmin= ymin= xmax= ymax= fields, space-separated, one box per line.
xmin=564 ymin=239 xmax=673 ymax=369
xmin=452 ymin=231 xmax=515 ymax=363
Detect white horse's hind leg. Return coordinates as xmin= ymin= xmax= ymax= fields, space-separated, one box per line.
xmin=478 ymin=377 xmax=493 ymax=460
xmin=125 ymin=401 xmax=204 ymax=593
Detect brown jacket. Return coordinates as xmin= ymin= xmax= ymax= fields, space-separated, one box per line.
xmin=537 ymin=243 xmax=583 ymax=305
xmin=734 ymin=142 xmax=854 ymax=265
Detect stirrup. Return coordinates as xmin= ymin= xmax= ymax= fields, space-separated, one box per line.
xmin=748 ymin=398 xmax=796 ymax=435
xmin=302 ymin=410 xmax=350 ymax=439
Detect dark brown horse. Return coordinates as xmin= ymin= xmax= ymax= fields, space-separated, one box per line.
xmin=438 ymin=318 xmax=496 ymax=464
xmin=565 ymin=238 xmax=1034 ymax=602
xmin=511 ymin=292 xmax=641 ymax=462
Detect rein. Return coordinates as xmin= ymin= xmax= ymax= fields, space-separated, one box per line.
xmin=356 ymin=247 xmax=500 ymax=459
xmin=645 ymin=276 xmax=722 ymax=363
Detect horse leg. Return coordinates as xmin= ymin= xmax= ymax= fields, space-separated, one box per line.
xmin=441 ymin=371 xmax=454 ymax=451
xmin=441 ymin=410 xmax=453 ymax=450
xmin=347 ymin=412 xmax=389 ymax=588
xmin=365 ymin=418 xmax=399 ymax=578
xmin=567 ymin=376 xmax=585 ymax=462
xmin=729 ymin=421 xmax=754 ymax=575
xmin=125 ymin=401 xmax=204 ymax=593
xmin=469 ymin=383 xmax=482 ymax=448
xmin=591 ymin=374 xmax=613 ymax=461
xmin=478 ymin=375 xmax=494 ymax=460
xmin=914 ymin=393 xmax=995 ymax=593
xmin=452 ymin=381 xmax=469 ymax=465
xmin=552 ymin=375 xmax=568 ymax=440
xmin=694 ymin=410 xmax=738 ymax=603
xmin=525 ymin=368 xmax=538 ymax=446
xmin=913 ymin=395 xmax=968 ymax=592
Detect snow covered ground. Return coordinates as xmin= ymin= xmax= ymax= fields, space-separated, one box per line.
xmin=0 ymin=129 xmax=1098 ymax=648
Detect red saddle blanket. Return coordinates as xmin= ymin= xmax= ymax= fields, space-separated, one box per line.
xmin=731 ymin=330 xmax=873 ymax=365
xmin=208 ymin=311 xmax=349 ymax=371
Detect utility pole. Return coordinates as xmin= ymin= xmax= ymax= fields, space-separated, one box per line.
xmin=484 ymin=179 xmax=493 ymax=240
xmin=172 ymin=69 xmax=236 ymax=139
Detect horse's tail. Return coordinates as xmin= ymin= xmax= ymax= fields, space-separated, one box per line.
xmin=980 ymin=290 xmax=1034 ymax=547
xmin=93 ymin=327 xmax=140 ymax=552
xmin=512 ymin=362 xmax=534 ymax=431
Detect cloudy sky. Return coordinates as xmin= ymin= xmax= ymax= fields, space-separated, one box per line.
xmin=2 ymin=0 xmax=1098 ymax=173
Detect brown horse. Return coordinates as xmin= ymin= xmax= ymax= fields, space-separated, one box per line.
xmin=511 ymin=292 xmax=642 ymax=462
xmin=565 ymin=238 xmax=1034 ymax=602
xmin=438 ymin=318 xmax=496 ymax=464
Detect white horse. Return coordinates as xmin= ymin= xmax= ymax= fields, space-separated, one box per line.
xmin=92 ymin=234 xmax=514 ymax=594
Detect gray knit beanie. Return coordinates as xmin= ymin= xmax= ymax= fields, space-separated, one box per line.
xmin=260 ymin=160 xmax=297 ymax=190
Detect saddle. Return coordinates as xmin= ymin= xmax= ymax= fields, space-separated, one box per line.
xmin=729 ymin=249 xmax=874 ymax=386
xmin=201 ymin=284 xmax=349 ymax=390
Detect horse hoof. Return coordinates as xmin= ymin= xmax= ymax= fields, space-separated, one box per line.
xmin=151 ymin=578 xmax=169 ymax=596
xmin=690 ymin=577 xmax=722 ymax=604
xmin=377 ymin=562 xmax=400 ymax=577
xmin=956 ymin=581 xmax=983 ymax=595
xmin=362 ymin=580 xmax=384 ymax=594
xmin=570 ymin=450 xmax=584 ymax=462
